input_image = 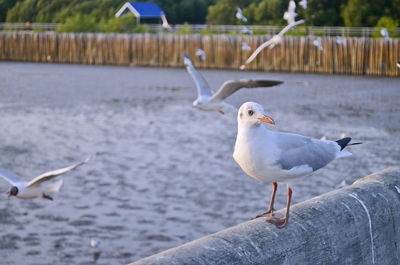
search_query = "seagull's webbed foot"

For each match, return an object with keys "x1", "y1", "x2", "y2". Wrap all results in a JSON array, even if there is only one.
[
  {"x1": 252, "y1": 208, "x2": 277, "y2": 219},
  {"x1": 266, "y1": 216, "x2": 288, "y2": 229},
  {"x1": 42, "y1": 194, "x2": 53, "y2": 200}
]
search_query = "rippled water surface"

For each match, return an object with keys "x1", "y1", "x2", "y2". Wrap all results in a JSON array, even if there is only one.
[{"x1": 0, "y1": 62, "x2": 399, "y2": 264}]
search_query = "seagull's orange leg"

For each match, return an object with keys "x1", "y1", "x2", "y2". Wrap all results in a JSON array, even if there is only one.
[
  {"x1": 267, "y1": 186, "x2": 292, "y2": 229},
  {"x1": 253, "y1": 182, "x2": 278, "y2": 219}
]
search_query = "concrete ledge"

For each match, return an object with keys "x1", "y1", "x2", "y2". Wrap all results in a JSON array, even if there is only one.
[{"x1": 129, "y1": 168, "x2": 400, "y2": 265}]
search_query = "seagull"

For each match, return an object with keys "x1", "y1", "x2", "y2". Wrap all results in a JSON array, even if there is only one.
[
  {"x1": 233, "y1": 102, "x2": 361, "y2": 228},
  {"x1": 241, "y1": 42, "x2": 251, "y2": 51},
  {"x1": 236, "y1": 7, "x2": 248, "y2": 23},
  {"x1": 380, "y1": 28, "x2": 390, "y2": 42},
  {"x1": 183, "y1": 54, "x2": 283, "y2": 114},
  {"x1": 195, "y1": 49, "x2": 206, "y2": 61},
  {"x1": 283, "y1": 0, "x2": 297, "y2": 25},
  {"x1": 240, "y1": 19, "x2": 305, "y2": 69},
  {"x1": 161, "y1": 14, "x2": 172, "y2": 30},
  {"x1": 241, "y1": 26, "x2": 252, "y2": 35},
  {"x1": 90, "y1": 238, "x2": 101, "y2": 248},
  {"x1": 397, "y1": 61, "x2": 400, "y2": 68},
  {"x1": 299, "y1": 0, "x2": 307, "y2": 9},
  {"x1": 313, "y1": 37, "x2": 323, "y2": 51},
  {"x1": 0, "y1": 157, "x2": 90, "y2": 200},
  {"x1": 336, "y1": 36, "x2": 346, "y2": 46}
]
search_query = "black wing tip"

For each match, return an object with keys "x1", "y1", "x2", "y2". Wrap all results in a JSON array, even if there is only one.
[
  {"x1": 183, "y1": 52, "x2": 189, "y2": 59},
  {"x1": 254, "y1": 80, "x2": 284, "y2": 87}
]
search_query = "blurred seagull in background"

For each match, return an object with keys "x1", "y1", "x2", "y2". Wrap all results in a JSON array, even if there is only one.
[
  {"x1": 161, "y1": 14, "x2": 172, "y2": 30},
  {"x1": 397, "y1": 61, "x2": 400, "y2": 68},
  {"x1": 183, "y1": 53, "x2": 283, "y2": 114},
  {"x1": 233, "y1": 102, "x2": 361, "y2": 228},
  {"x1": 299, "y1": 0, "x2": 307, "y2": 9},
  {"x1": 241, "y1": 42, "x2": 251, "y2": 51},
  {"x1": 313, "y1": 37, "x2": 323, "y2": 51},
  {"x1": 240, "y1": 19, "x2": 305, "y2": 69},
  {"x1": 241, "y1": 26, "x2": 253, "y2": 35},
  {"x1": 283, "y1": 0, "x2": 297, "y2": 25},
  {"x1": 0, "y1": 157, "x2": 90, "y2": 200},
  {"x1": 195, "y1": 49, "x2": 206, "y2": 61},
  {"x1": 236, "y1": 7, "x2": 248, "y2": 23},
  {"x1": 380, "y1": 28, "x2": 390, "y2": 42},
  {"x1": 336, "y1": 36, "x2": 346, "y2": 46},
  {"x1": 90, "y1": 238, "x2": 101, "y2": 248}
]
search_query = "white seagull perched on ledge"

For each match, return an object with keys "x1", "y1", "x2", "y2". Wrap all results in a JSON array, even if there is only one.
[
  {"x1": 233, "y1": 102, "x2": 361, "y2": 228},
  {"x1": 183, "y1": 54, "x2": 283, "y2": 114},
  {"x1": 0, "y1": 157, "x2": 90, "y2": 200}
]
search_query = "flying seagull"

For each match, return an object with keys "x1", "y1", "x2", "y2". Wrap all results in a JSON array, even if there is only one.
[
  {"x1": 233, "y1": 102, "x2": 361, "y2": 228},
  {"x1": 195, "y1": 49, "x2": 206, "y2": 61},
  {"x1": 240, "y1": 19, "x2": 305, "y2": 69},
  {"x1": 161, "y1": 14, "x2": 172, "y2": 30},
  {"x1": 241, "y1": 42, "x2": 251, "y2": 51},
  {"x1": 0, "y1": 157, "x2": 90, "y2": 200},
  {"x1": 241, "y1": 26, "x2": 253, "y2": 35},
  {"x1": 236, "y1": 7, "x2": 248, "y2": 23},
  {"x1": 283, "y1": 0, "x2": 297, "y2": 25},
  {"x1": 183, "y1": 54, "x2": 283, "y2": 114},
  {"x1": 335, "y1": 36, "x2": 346, "y2": 46},
  {"x1": 299, "y1": 0, "x2": 307, "y2": 9},
  {"x1": 313, "y1": 37, "x2": 323, "y2": 51},
  {"x1": 380, "y1": 28, "x2": 390, "y2": 42}
]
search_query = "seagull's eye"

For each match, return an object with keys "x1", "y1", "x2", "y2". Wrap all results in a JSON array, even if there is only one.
[{"x1": 248, "y1": 110, "x2": 254, "y2": 116}]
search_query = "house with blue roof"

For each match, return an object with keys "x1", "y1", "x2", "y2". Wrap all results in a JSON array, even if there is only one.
[{"x1": 115, "y1": 2, "x2": 169, "y2": 27}]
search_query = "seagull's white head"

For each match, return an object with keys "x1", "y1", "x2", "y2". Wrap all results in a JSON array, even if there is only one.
[
  {"x1": 237, "y1": 102, "x2": 275, "y2": 128},
  {"x1": 7, "y1": 186, "x2": 18, "y2": 197}
]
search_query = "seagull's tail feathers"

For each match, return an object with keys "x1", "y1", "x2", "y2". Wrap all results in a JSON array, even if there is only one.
[{"x1": 47, "y1": 179, "x2": 63, "y2": 194}]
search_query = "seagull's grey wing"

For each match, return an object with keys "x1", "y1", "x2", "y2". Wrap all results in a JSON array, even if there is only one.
[
  {"x1": 26, "y1": 157, "x2": 90, "y2": 187},
  {"x1": 278, "y1": 19, "x2": 305, "y2": 36},
  {"x1": 0, "y1": 168, "x2": 25, "y2": 186},
  {"x1": 244, "y1": 38, "x2": 276, "y2": 65},
  {"x1": 183, "y1": 53, "x2": 213, "y2": 97},
  {"x1": 275, "y1": 133, "x2": 337, "y2": 171},
  {"x1": 210, "y1": 79, "x2": 283, "y2": 102}
]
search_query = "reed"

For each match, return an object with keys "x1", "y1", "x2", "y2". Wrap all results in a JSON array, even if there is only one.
[{"x1": 0, "y1": 32, "x2": 399, "y2": 77}]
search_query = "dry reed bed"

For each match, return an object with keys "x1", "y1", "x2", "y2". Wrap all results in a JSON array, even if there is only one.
[{"x1": 0, "y1": 32, "x2": 399, "y2": 76}]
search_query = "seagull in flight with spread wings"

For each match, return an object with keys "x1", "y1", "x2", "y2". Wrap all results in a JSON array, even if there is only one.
[
  {"x1": 183, "y1": 53, "x2": 283, "y2": 114},
  {"x1": 0, "y1": 157, "x2": 90, "y2": 200},
  {"x1": 240, "y1": 19, "x2": 305, "y2": 69}
]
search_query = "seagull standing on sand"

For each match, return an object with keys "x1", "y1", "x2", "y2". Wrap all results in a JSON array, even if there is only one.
[
  {"x1": 240, "y1": 19, "x2": 305, "y2": 70},
  {"x1": 0, "y1": 157, "x2": 90, "y2": 200},
  {"x1": 236, "y1": 8, "x2": 248, "y2": 23},
  {"x1": 233, "y1": 102, "x2": 361, "y2": 228},
  {"x1": 183, "y1": 54, "x2": 283, "y2": 114},
  {"x1": 195, "y1": 49, "x2": 206, "y2": 61}
]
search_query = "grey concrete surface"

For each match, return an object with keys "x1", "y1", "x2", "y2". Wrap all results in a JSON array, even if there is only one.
[{"x1": 129, "y1": 168, "x2": 400, "y2": 265}]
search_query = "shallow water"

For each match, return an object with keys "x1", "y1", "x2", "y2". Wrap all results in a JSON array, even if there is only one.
[{"x1": 0, "y1": 62, "x2": 399, "y2": 265}]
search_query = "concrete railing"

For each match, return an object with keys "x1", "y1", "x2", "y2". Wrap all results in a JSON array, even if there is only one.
[{"x1": 129, "y1": 168, "x2": 400, "y2": 265}]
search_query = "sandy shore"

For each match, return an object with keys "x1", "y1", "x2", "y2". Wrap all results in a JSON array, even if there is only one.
[{"x1": 0, "y1": 62, "x2": 399, "y2": 264}]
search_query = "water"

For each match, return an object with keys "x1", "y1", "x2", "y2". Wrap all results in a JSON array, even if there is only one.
[{"x1": 0, "y1": 62, "x2": 399, "y2": 265}]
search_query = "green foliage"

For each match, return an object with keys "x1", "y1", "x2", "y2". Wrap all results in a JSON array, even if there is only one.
[
  {"x1": 100, "y1": 13, "x2": 137, "y2": 33},
  {"x1": 373, "y1": 16, "x2": 399, "y2": 38},
  {"x1": 200, "y1": 27, "x2": 219, "y2": 35},
  {"x1": 56, "y1": 14, "x2": 98, "y2": 33},
  {"x1": 174, "y1": 22, "x2": 194, "y2": 35}
]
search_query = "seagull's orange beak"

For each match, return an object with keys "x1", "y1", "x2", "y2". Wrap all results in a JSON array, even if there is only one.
[{"x1": 258, "y1": 115, "x2": 275, "y2": 125}]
